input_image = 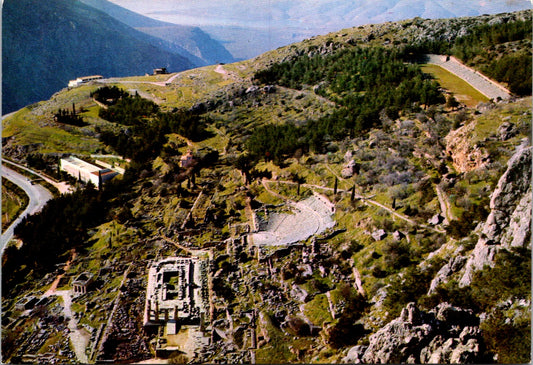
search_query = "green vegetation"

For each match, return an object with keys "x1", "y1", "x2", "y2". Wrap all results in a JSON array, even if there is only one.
[
  {"x1": 95, "y1": 87, "x2": 212, "y2": 162},
  {"x1": 98, "y1": 92, "x2": 160, "y2": 126},
  {"x1": 90, "y1": 85, "x2": 129, "y2": 106},
  {"x1": 2, "y1": 11, "x2": 531, "y2": 364},
  {"x1": 421, "y1": 64, "x2": 489, "y2": 107},
  {"x1": 420, "y1": 247, "x2": 531, "y2": 363},
  {"x1": 409, "y1": 16, "x2": 532, "y2": 95},
  {"x1": 256, "y1": 313, "x2": 295, "y2": 363},
  {"x1": 3, "y1": 185, "x2": 110, "y2": 295},
  {"x1": 250, "y1": 47, "x2": 444, "y2": 162},
  {"x1": 1, "y1": 179, "x2": 29, "y2": 231},
  {"x1": 54, "y1": 103, "x2": 87, "y2": 127}
]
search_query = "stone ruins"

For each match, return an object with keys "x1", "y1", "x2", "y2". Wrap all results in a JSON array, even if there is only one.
[{"x1": 143, "y1": 257, "x2": 209, "y2": 335}]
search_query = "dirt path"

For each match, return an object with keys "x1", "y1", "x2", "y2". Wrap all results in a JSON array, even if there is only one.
[
  {"x1": 261, "y1": 179, "x2": 445, "y2": 233},
  {"x1": 262, "y1": 179, "x2": 415, "y2": 223},
  {"x1": 98, "y1": 72, "x2": 181, "y2": 88},
  {"x1": 214, "y1": 64, "x2": 238, "y2": 81},
  {"x1": 436, "y1": 184, "x2": 455, "y2": 224},
  {"x1": 39, "y1": 251, "x2": 90, "y2": 363},
  {"x1": 44, "y1": 250, "x2": 76, "y2": 296},
  {"x1": 56, "y1": 290, "x2": 90, "y2": 363},
  {"x1": 261, "y1": 178, "x2": 297, "y2": 204},
  {"x1": 128, "y1": 88, "x2": 165, "y2": 104}
]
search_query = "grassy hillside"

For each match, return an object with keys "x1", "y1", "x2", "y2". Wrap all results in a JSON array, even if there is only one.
[
  {"x1": 2, "y1": 0, "x2": 195, "y2": 114},
  {"x1": 2, "y1": 10, "x2": 531, "y2": 364}
]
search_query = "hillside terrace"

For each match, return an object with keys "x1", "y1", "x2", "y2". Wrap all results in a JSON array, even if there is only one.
[{"x1": 249, "y1": 193, "x2": 335, "y2": 246}]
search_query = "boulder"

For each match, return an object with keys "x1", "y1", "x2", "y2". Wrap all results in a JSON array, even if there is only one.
[
  {"x1": 428, "y1": 255, "x2": 467, "y2": 294},
  {"x1": 497, "y1": 121, "x2": 516, "y2": 141},
  {"x1": 371, "y1": 229, "x2": 387, "y2": 241},
  {"x1": 298, "y1": 264, "x2": 313, "y2": 278},
  {"x1": 290, "y1": 284, "x2": 309, "y2": 303},
  {"x1": 435, "y1": 302, "x2": 478, "y2": 327},
  {"x1": 392, "y1": 230, "x2": 405, "y2": 241},
  {"x1": 341, "y1": 160, "x2": 357, "y2": 178},
  {"x1": 342, "y1": 345, "x2": 367, "y2": 364},
  {"x1": 427, "y1": 214, "x2": 444, "y2": 225},
  {"x1": 245, "y1": 85, "x2": 260, "y2": 94},
  {"x1": 344, "y1": 150, "x2": 353, "y2": 162}
]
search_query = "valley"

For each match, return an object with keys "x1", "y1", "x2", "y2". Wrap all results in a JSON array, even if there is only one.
[{"x1": 1, "y1": 9, "x2": 532, "y2": 365}]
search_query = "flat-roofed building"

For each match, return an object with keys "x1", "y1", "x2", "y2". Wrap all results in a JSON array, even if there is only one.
[
  {"x1": 60, "y1": 156, "x2": 118, "y2": 189},
  {"x1": 68, "y1": 75, "x2": 103, "y2": 88},
  {"x1": 153, "y1": 67, "x2": 168, "y2": 75}
]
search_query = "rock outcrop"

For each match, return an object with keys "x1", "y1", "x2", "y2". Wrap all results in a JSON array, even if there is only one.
[
  {"x1": 341, "y1": 160, "x2": 357, "y2": 178},
  {"x1": 428, "y1": 254, "x2": 467, "y2": 294},
  {"x1": 445, "y1": 122, "x2": 490, "y2": 173},
  {"x1": 342, "y1": 302, "x2": 484, "y2": 364},
  {"x1": 498, "y1": 121, "x2": 517, "y2": 141},
  {"x1": 459, "y1": 143, "x2": 532, "y2": 286},
  {"x1": 371, "y1": 229, "x2": 387, "y2": 241}
]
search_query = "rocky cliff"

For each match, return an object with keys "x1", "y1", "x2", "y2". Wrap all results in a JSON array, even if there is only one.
[
  {"x1": 445, "y1": 121, "x2": 490, "y2": 173},
  {"x1": 459, "y1": 141, "x2": 531, "y2": 286},
  {"x1": 343, "y1": 302, "x2": 485, "y2": 364}
]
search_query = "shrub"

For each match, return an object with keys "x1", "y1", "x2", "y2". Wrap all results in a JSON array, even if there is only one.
[
  {"x1": 383, "y1": 266, "x2": 433, "y2": 319},
  {"x1": 481, "y1": 309, "x2": 531, "y2": 363},
  {"x1": 324, "y1": 285, "x2": 368, "y2": 348},
  {"x1": 168, "y1": 352, "x2": 189, "y2": 364}
]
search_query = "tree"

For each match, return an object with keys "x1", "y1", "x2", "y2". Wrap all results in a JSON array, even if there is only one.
[
  {"x1": 446, "y1": 94, "x2": 460, "y2": 111},
  {"x1": 235, "y1": 154, "x2": 252, "y2": 184},
  {"x1": 292, "y1": 173, "x2": 306, "y2": 196},
  {"x1": 98, "y1": 170, "x2": 103, "y2": 191}
]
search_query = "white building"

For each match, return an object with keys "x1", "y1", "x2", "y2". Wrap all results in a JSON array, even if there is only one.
[
  {"x1": 68, "y1": 75, "x2": 103, "y2": 88},
  {"x1": 60, "y1": 156, "x2": 118, "y2": 188}
]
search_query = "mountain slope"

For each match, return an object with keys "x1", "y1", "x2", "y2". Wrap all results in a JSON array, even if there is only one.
[
  {"x1": 2, "y1": 0, "x2": 196, "y2": 114},
  {"x1": 107, "y1": 0, "x2": 531, "y2": 60},
  {"x1": 1, "y1": 10, "x2": 531, "y2": 364},
  {"x1": 79, "y1": 0, "x2": 236, "y2": 65}
]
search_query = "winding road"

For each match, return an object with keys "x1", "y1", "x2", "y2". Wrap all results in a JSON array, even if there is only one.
[
  {"x1": 1, "y1": 165, "x2": 53, "y2": 250},
  {"x1": 3, "y1": 159, "x2": 72, "y2": 194}
]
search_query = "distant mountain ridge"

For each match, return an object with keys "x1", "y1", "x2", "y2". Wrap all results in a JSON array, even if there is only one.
[
  {"x1": 2, "y1": 0, "x2": 235, "y2": 114},
  {"x1": 78, "y1": 0, "x2": 235, "y2": 66},
  {"x1": 107, "y1": 0, "x2": 532, "y2": 60}
]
